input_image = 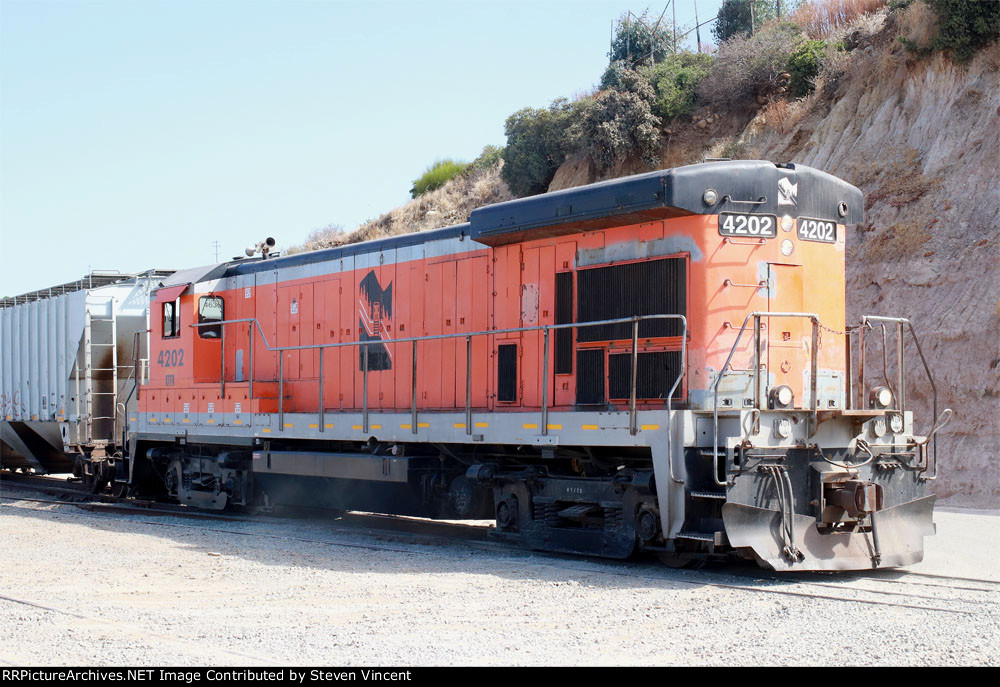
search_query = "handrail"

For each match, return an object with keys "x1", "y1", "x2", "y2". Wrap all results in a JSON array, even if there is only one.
[
  {"x1": 189, "y1": 313, "x2": 689, "y2": 484},
  {"x1": 860, "y1": 315, "x2": 947, "y2": 481},
  {"x1": 712, "y1": 311, "x2": 820, "y2": 487}
]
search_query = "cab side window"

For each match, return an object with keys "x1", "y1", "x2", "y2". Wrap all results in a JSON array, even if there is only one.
[
  {"x1": 198, "y1": 296, "x2": 224, "y2": 339},
  {"x1": 162, "y1": 300, "x2": 180, "y2": 338}
]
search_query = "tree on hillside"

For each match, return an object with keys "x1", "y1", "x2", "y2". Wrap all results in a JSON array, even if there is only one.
[
  {"x1": 713, "y1": 0, "x2": 782, "y2": 43},
  {"x1": 608, "y1": 10, "x2": 677, "y2": 66},
  {"x1": 501, "y1": 99, "x2": 582, "y2": 197}
]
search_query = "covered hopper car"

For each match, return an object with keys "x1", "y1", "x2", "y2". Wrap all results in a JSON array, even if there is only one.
[
  {"x1": 2, "y1": 160, "x2": 951, "y2": 570},
  {"x1": 1, "y1": 270, "x2": 173, "y2": 486}
]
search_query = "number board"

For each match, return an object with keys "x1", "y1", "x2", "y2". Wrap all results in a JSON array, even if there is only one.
[
  {"x1": 797, "y1": 217, "x2": 837, "y2": 243},
  {"x1": 718, "y1": 212, "x2": 777, "y2": 239}
]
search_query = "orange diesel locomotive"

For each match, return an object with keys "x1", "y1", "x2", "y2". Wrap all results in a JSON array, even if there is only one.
[{"x1": 120, "y1": 160, "x2": 947, "y2": 570}]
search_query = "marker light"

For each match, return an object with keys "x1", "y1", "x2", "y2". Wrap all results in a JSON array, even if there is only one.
[
  {"x1": 775, "y1": 417, "x2": 792, "y2": 439},
  {"x1": 889, "y1": 414, "x2": 904, "y2": 434},
  {"x1": 703, "y1": 189, "x2": 718, "y2": 206},
  {"x1": 871, "y1": 418, "x2": 887, "y2": 438}
]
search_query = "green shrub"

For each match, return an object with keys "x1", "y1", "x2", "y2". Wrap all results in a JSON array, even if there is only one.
[
  {"x1": 579, "y1": 89, "x2": 662, "y2": 173},
  {"x1": 501, "y1": 98, "x2": 583, "y2": 197},
  {"x1": 786, "y1": 39, "x2": 827, "y2": 97},
  {"x1": 600, "y1": 60, "x2": 633, "y2": 90},
  {"x1": 410, "y1": 159, "x2": 469, "y2": 198},
  {"x1": 644, "y1": 52, "x2": 715, "y2": 119},
  {"x1": 700, "y1": 21, "x2": 808, "y2": 108},
  {"x1": 924, "y1": 0, "x2": 1000, "y2": 63},
  {"x1": 469, "y1": 144, "x2": 505, "y2": 172}
]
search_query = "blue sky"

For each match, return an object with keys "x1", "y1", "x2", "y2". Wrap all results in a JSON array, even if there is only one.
[{"x1": 0, "y1": 0, "x2": 722, "y2": 296}]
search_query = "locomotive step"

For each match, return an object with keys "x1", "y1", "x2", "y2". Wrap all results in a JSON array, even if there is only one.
[
  {"x1": 690, "y1": 490, "x2": 727, "y2": 500},
  {"x1": 675, "y1": 531, "x2": 716, "y2": 542}
]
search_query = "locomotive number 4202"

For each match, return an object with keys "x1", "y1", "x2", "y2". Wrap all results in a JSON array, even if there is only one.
[
  {"x1": 797, "y1": 217, "x2": 837, "y2": 243},
  {"x1": 718, "y1": 212, "x2": 777, "y2": 238}
]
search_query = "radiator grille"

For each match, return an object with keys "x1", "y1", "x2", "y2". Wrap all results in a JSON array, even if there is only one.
[
  {"x1": 576, "y1": 258, "x2": 686, "y2": 341},
  {"x1": 608, "y1": 351, "x2": 683, "y2": 400}
]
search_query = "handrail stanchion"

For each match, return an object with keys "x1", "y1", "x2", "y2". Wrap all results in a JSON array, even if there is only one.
[
  {"x1": 318, "y1": 347, "x2": 324, "y2": 433},
  {"x1": 220, "y1": 325, "x2": 226, "y2": 398},
  {"x1": 753, "y1": 314, "x2": 761, "y2": 410},
  {"x1": 465, "y1": 335, "x2": 473, "y2": 435},
  {"x1": 248, "y1": 321, "x2": 254, "y2": 400},
  {"x1": 810, "y1": 317, "x2": 819, "y2": 429},
  {"x1": 278, "y1": 354, "x2": 284, "y2": 432},
  {"x1": 362, "y1": 345, "x2": 369, "y2": 434},
  {"x1": 541, "y1": 328, "x2": 550, "y2": 436},
  {"x1": 629, "y1": 318, "x2": 639, "y2": 436},
  {"x1": 845, "y1": 329, "x2": 853, "y2": 410},
  {"x1": 666, "y1": 315, "x2": 687, "y2": 484},
  {"x1": 858, "y1": 323, "x2": 867, "y2": 409},
  {"x1": 897, "y1": 321, "x2": 905, "y2": 413},
  {"x1": 411, "y1": 340, "x2": 418, "y2": 435}
]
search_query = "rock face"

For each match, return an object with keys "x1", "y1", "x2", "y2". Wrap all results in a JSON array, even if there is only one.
[
  {"x1": 549, "y1": 26, "x2": 1000, "y2": 507},
  {"x1": 736, "y1": 43, "x2": 999, "y2": 509}
]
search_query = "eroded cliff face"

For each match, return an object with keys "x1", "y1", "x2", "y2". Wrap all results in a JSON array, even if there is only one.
[
  {"x1": 754, "y1": 38, "x2": 999, "y2": 508},
  {"x1": 550, "y1": 21, "x2": 1000, "y2": 507}
]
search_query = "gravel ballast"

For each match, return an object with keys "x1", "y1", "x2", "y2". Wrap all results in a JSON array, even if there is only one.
[{"x1": 0, "y1": 498, "x2": 997, "y2": 666}]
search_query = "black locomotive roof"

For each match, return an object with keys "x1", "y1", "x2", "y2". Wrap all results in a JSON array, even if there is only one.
[
  {"x1": 203, "y1": 160, "x2": 862, "y2": 281},
  {"x1": 467, "y1": 159, "x2": 864, "y2": 245},
  {"x1": 216, "y1": 223, "x2": 472, "y2": 279}
]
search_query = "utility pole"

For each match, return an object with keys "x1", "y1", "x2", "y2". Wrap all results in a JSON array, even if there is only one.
[
  {"x1": 626, "y1": 13, "x2": 630, "y2": 63},
  {"x1": 694, "y1": 0, "x2": 701, "y2": 53},
  {"x1": 672, "y1": 0, "x2": 676, "y2": 54},
  {"x1": 212, "y1": 240, "x2": 220, "y2": 263}
]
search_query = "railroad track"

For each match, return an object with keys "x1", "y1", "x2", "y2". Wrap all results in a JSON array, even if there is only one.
[{"x1": 2, "y1": 473, "x2": 996, "y2": 618}]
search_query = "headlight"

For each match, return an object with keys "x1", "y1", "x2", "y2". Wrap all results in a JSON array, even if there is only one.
[
  {"x1": 769, "y1": 385, "x2": 794, "y2": 409},
  {"x1": 869, "y1": 386, "x2": 893, "y2": 409}
]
